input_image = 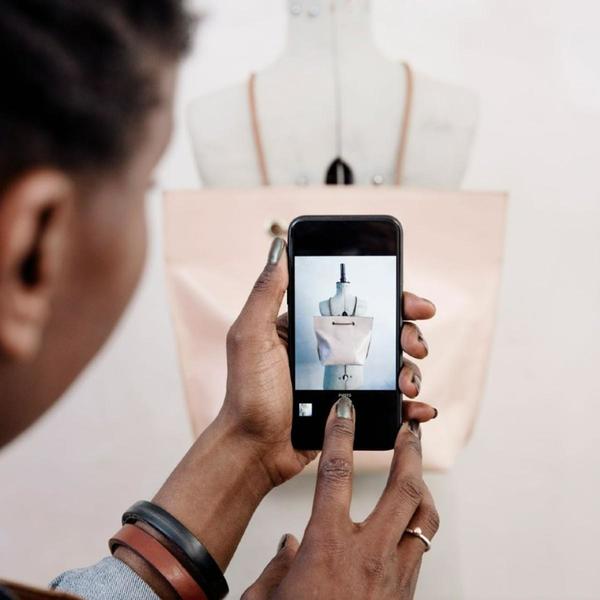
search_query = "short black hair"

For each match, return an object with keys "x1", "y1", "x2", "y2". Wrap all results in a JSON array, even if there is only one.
[{"x1": 0, "y1": 0, "x2": 194, "y2": 189}]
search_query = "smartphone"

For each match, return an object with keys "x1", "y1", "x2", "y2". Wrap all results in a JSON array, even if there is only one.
[{"x1": 288, "y1": 215, "x2": 403, "y2": 450}]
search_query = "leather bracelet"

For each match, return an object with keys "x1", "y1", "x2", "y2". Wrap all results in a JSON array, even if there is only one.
[
  {"x1": 110, "y1": 524, "x2": 208, "y2": 600},
  {"x1": 122, "y1": 501, "x2": 228, "y2": 600}
]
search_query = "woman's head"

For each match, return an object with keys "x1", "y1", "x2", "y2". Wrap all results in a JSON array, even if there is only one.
[{"x1": 0, "y1": 0, "x2": 193, "y2": 446}]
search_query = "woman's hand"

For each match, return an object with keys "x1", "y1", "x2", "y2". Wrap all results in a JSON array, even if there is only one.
[
  {"x1": 133, "y1": 238, "x2": 437, "y2": 586},
  {"x1": 242, "y1": 398, "x2": 439, "y2": 600},
  {"x1": 219, "y1": 238, "x2": 438, "y2": 487}
]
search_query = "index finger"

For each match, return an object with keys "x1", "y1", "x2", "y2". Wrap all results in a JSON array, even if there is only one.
[
  {"x1": 403, "y1": 292, "x2": 436, "y2": 321},
  {"x1": 310, "y1": 397, "x2": 356, "y2": 527}
]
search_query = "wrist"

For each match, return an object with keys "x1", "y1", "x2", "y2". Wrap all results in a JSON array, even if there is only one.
[
  {"x1": 114, "y1": 542, "x2": 178, "y2": 600},
  {"x1": 216, "y1": 399, "x2": 299, "y2": 489},
  {"x1": 152, "y1": 412, "x2": 274, "y2": 569},
  {"x1": 207, "y1": 410, "x2": 276, "y2": 497}
]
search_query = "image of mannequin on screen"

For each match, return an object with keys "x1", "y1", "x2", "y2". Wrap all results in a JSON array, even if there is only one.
[
  {"x1": 316, "y1": 263, "x2": 371, "y2": 390},
  {"x1": 295, "y1": 256, "x2": 396, "y2": 391}
]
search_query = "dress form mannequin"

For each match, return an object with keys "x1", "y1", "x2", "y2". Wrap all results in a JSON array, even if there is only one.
[
  {"x1": 319, "y1": 264, "x2": 368, "y2": 390},
  {"x1": 188, "y1": 0, "x2": 479, "y2": 188}
]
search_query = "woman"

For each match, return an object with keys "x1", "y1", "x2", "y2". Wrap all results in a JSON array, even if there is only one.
[{"x1": 0, "y1": 1, "x2": 439, "y2": 598}]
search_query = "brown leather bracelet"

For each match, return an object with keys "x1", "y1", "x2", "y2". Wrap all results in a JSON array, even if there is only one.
[{"x1": 110, "y1": 524, "x2": 208, "y2": 600}]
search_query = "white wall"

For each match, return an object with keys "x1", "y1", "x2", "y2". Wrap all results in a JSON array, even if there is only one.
[{"x1": 1, "y1": 1, "x2": 599, "y2": 598}]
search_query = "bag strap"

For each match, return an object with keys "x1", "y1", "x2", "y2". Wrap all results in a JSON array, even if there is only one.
[
  {"x1": 247, "y1": 62, "x2": 413, "y2": 187},
  {"x1": 394, "y1": 62, "x2": 414, "y2": 186},
  {"x1": 248, "y1": 72, "x2": 270, "y2": 186}
]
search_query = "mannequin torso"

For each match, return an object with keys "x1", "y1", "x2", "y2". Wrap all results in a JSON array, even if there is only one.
[
  {"x1": 319, "y1": 280, "x2": 368, "y2": 390},
  {"x1": 188, "y1": 0, "x2": 478, "y2": 188}
]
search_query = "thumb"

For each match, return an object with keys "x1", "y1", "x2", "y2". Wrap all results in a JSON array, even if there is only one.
[
  {"x1": 241, "y1": 533, "x2": 299, "y2": 600},
  {"x1": 236, "y1": 238, "x2": 288, "y2": 331}
]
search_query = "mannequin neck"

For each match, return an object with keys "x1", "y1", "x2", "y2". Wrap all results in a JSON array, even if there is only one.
[
  {"x1": 284, "y1": 0, "x2": 380, "y2": 58},
  {"x1": 334, "y1": 282, "x2": 352, "y2": 298}
]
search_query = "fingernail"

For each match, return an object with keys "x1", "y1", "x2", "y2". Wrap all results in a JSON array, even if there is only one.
[
  {"x1": 411, "y1": 373, "x2": 421, "y2": 393},
  {"x1": 408, "y1": 419, "x2": 421, "y2": 439},
  {"x1": 418, "y1": 334, "x2": 429, "y2": 355},
  {"x1": 278, "y1": 533, "x2": 289, "y2": 552},
  {"x1": 432, "y1": 407, "x2": 438, "y2": 419},
  {"x1": 336, "y1": 396, "x2": 354, "y2": 420},
  {"x1": 268, "y1": 237, "x2": 285, "y2": 265}
]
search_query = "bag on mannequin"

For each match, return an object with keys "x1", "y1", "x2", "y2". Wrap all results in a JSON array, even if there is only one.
[
  {"x1": 314, "y1": 315, "x2": 374, "y2": 366},
  {"x1": 163, "y1": 186, "x2": 507, "y2": 472}
]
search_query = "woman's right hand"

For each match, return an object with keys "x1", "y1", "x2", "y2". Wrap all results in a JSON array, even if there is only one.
[{"x1": 242, "y1": 397, "x2": 440, "y2": 600}]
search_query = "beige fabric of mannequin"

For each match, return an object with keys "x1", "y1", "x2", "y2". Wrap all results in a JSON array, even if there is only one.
[
  {"x1": 163, "y1": 187, "x2": 507, "y2": 471},
  {"x1": 248, "y1": 62, "x2": 413, "y2": 186}
]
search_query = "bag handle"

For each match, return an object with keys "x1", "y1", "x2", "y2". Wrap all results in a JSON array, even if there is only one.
[{"x1": 248, "y1": 72, "x2": 270, "y2": 187}]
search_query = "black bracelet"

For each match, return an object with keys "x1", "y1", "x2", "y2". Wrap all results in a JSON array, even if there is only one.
[{"x1": 122, "y1": 501, "x2": 228, "y2": 600}]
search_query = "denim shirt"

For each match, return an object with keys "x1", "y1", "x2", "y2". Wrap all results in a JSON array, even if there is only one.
[{"x1": 50, "y1": 557, "x2": 158, "y2": 600}]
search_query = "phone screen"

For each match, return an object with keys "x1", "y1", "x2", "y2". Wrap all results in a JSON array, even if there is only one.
[
  {"x1": 288, "y1": 216, "x2": 402, "y2": 450},
  {"x1": 294, "y1": 255, "x2": 397, "y2": 392}
]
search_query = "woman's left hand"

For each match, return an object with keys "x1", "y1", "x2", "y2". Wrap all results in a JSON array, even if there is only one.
[{"x1": 218, "y1": 238, "x2": 437, "y2": 487}]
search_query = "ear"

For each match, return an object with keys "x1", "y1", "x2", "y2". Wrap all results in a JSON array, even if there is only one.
[{"x1": 0, "y1": 170, "x2": 74, "y2": 362}]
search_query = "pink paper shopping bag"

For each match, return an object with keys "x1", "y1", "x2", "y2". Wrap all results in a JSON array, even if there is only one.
[{"x1": 163, "y1": 186, "x2": 507, "y2": 471}]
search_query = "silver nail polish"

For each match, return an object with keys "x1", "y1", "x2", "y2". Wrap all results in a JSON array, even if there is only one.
[
  {"x1": 336, "y1": 396, "x2": 353, "y2": 420},
  {"x1": 268, "y1": 237, "x2": 285, "y2": 265}
]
